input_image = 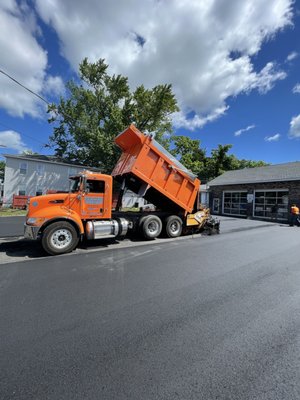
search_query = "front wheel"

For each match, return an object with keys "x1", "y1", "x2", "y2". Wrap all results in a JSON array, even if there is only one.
[{"x1": 41, "y1": 221, "x2": 79, "y2": 255}]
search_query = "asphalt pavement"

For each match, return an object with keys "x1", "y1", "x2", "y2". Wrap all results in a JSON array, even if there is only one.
[{"x1": 1, "y1": 218, "x2": 300, "y2": 399}]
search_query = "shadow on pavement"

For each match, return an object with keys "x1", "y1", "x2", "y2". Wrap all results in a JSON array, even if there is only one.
[
  {"x1": 0, "y1": 237, "x2": 127, "y2": 261},
  {"x1": 0, "y1": 238, "x2": 47, "y2": 260}
]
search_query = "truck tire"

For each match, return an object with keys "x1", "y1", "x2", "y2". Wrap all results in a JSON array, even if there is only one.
[
  {"x1": 164, "y1": 215, "x2": 183, "y2": 238},
  {"x1": 141, "y1": 215, "x2": 162, "y2": 240},
  {"x1": 41, "y1": 221, "x2": 79, "y2": 255}
]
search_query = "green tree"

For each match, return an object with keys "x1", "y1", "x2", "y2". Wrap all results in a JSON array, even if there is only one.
[
  {"x1": 201, "y1": 144, "x2": 268, "y2": 181},
  {"x1": 235, "y1": 159, "x2": 268, "y2": 169},
  {"x1": 210, "y1": 144, "x2": 233, "y2": 177},
  {"x1": 171, "y1": 136, "x2": 206, "y2": 177},
  {"x1": 171, "y1": 136, "x2": 268, "y2": 182},
  {"x1": 170, "y1": 138, "x2": 234, "y2": 181},
  {"x1": 48, "y1": 58, "x2": 179, "y2": 172}
]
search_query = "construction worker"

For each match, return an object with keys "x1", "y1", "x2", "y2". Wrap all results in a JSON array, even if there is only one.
[{"x1": 290, "y1": 203, "x2": 300, "y2": 226}]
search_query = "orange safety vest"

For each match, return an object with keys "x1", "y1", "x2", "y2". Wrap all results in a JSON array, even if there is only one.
[{"x1": 291, "y1": 205, "x2": 299, "y2": 215}]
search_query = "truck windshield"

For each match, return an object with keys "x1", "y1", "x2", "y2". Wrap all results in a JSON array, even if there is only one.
[{"x1": 69, "y1": 177, "x2": 81, "y2": 193}]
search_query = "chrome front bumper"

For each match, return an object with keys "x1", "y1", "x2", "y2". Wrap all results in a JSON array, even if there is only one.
[{"x1": 24, "y1": 224, "x2": 40, "y2": 240}]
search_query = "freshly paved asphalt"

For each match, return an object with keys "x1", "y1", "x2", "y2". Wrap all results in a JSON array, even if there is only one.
[{"x1": 1, "y1": 218, "x2": 300, "y2": 399}]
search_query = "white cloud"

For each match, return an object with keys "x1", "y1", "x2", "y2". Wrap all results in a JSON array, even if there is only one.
[
  {"x1": 44, "y1": 76, "x2": 65, "y2": 97},
  {"x1": 0, "y1": 1, "x2": 292, "y2": 125},
  {"x1": 286, "y1": 51, "x2": 298, "y2": 61},
  {"x1": 292, "y1": 83, "x2": 300, "y2": 94},
  {"x1": 0, "y1": 3, "x2": 63, "y2": 117},
  {"x1": 247, "y1": 62, "x2": 286, "y2": 94},
  {"x1": 234, "y1": 124, "x2": 256, "y2": 137},
  {"x1": 0, "y1": 130, "x2": 29, "y2": 152},
  {"x1": 289, "y1": 114, "x2": 300, "y2": 138},
  {"x1": 173, "y1": 106, "x2": 229, "y2": 130},
  {"x1": 264, "y1": 133, "x2": 281, "y2": 141},
  {"x1": 34, "y1": 0, "x2": 293, "y2": 129}
]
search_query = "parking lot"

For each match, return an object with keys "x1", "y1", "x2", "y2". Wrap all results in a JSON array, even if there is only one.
[{"x1": 1, "y1": 214, "x2": 300, "y2": 400}]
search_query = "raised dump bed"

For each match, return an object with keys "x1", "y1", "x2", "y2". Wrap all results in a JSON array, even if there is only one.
[{"x1": 112, "y1": 124, "x2": 200, "y2": 214}]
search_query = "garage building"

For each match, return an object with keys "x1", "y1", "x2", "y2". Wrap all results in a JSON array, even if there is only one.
[{"x1": 207, "y1": 162, "x2": 300, "y2": 222}]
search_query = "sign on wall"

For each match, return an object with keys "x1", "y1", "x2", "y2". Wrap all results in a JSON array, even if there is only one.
[{"x1": 247, "y1": 194, "x2": 254, "y2": 203}]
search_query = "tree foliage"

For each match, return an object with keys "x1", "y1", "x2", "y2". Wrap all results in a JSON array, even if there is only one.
[
  {"x1": 48, "y1": 58, "x2": 179, "y2": 172},
  {"x1": 171, "y1": 136, "x2": 268, "y2": 182},
  {"x1": 171, "y1": 136, "x2": 206, "y2": 176}
]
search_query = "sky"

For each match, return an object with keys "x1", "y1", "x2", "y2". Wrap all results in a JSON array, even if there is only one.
[{"x1": 0, "y1": 0, "x2": 300, "y2": 165}]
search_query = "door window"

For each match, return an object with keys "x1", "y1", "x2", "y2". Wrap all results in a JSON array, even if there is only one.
[
  {"x1": 82, "y1": 179, "x2": 106, "y2": 217},
  {"x1": 212, "y1": 198, "x2": 220, "y2": 213},
  {"x1": 86, "y1": 180, "x2": 105, "y2": 193}
]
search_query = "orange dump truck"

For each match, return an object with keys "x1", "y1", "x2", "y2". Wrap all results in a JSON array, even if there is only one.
[{"x1": 24, "y1": 125, "x2": 219, "y2": 255}]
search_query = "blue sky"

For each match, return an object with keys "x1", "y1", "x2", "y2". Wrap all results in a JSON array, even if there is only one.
[{"x1": 1, "y1": 0, "x2": 300, "y2": 165}]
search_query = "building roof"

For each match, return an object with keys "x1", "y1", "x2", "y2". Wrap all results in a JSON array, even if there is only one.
[
  {"x1": 207, "y1": 161, "x2": 300, "y2": 186},
  {"x1": 3, "y1": 153, "x2": 100, "y2": 171}
]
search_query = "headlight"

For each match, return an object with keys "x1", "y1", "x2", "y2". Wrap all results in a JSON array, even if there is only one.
[{"x1": 26, "y1": 217, "x2": 46, "y2": 226}]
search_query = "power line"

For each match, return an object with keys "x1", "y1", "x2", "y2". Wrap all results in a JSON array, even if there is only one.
[
  {"x1": 0, "y1": 68, "x2": 77, "y2": 124},
  {"x1": 0, "y1": 69, "x2": 65, "y2": 149},
  {"x1": 0, "y1": 68, "x2": 51, "y2": 106}
]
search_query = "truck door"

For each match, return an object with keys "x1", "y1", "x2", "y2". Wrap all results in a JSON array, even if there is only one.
[{"x1": 81, "y1": 178, "x2": 111, "y2": 219}]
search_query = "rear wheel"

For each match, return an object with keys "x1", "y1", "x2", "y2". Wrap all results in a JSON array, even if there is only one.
[
  {"x1": 140, "y1": 215, "x2": 162, "y2": 240},
  {"x1": 164, "y1": 215, "x2": 183, "y2": 238},
  {"x1": 41, "y1": 221, "x2": 79, "y2": 255}
]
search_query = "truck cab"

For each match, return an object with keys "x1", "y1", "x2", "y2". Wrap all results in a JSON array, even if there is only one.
[
  {"x1": 70, "y1": 172, "x2": 113, "y2": 220},
  {"x1": 24, "y1": 171, "x2": 115, "y2": 255}
]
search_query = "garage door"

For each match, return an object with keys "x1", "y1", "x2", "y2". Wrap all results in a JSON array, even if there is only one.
[{"x1": 254, "y1": 190, "x2": 288, "y2": 220}]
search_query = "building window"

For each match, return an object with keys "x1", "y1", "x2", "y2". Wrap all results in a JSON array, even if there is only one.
[
  {"x1": 254, "y1": 190, "x2": 289, "y2": 220},
  {"x1": 19, "y1": 185, "x2": 26, "y2": 196},
  {"x1": 223, "y1": 191, "x2": 248, "y2": 216},
  {"x1": 19, "y1": 162, "x2": 27, "y2": 175},
  {"x1": 36, "y1": 164, "x2": 45, "y2": 176},
  {"x1": 68, "y1": 167, "x2": 78, "y2": 177}
]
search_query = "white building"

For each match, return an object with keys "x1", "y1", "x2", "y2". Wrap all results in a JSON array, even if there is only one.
[{"x1": 2, "y1": 154, "x2": 89, "y2": 207}]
